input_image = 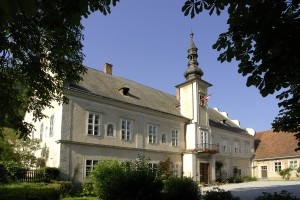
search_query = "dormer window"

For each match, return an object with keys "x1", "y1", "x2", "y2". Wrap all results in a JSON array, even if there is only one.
[{"x1": 118, "y1": 87, "x2": 130, "y2": 96}]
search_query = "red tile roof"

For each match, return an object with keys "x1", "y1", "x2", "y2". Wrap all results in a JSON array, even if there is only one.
[{"x1": 254, "y1": 130, "x2": 300, "y2": 160}]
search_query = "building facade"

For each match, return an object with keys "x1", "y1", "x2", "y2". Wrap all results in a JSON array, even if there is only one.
[
  {"x1": 253, "y1": 130, "x2": 300, "y2": 180},
  {"x1": 24, "y1": 34, "x2": 255, "y2": 186}
]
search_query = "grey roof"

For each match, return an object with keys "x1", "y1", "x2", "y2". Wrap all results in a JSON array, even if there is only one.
[
  {"x1": 208, "y1": 108, "x2": 249, "y2": 135},
  {"x1": 69, "y1": 67, "x2": 183, "y2": 117},
  {"x1": 69, "y1": 67, "x2": 248, "y2": 134}
]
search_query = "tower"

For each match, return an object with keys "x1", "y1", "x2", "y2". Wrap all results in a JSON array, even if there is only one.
[{"x1": 177, "y1": 33, "x2": 212, "y2": 181}]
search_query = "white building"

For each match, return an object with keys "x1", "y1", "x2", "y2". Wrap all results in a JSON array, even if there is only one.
[{"x1": 25, "y1": 34, "x2": 254, "y2": 186}]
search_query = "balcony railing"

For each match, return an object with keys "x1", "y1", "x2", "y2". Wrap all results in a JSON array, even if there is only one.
[{"x1": 196, "y1": 143, "x2": 219, "y2": 154}]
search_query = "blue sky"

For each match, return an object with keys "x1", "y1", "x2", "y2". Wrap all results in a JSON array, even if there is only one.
[{"x1": 81, "y1": 0, "x2": 279, "y2": 132}]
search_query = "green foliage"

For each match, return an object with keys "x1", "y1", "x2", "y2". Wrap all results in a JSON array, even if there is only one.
[
  {"x1": 80, "y1": 178, "x2": 97, "y2": 197},
  {"x1": 90, "y1": 156, "x2": 163, "y2": 200},
  {"x1": 53, "y1": 180, "x2": 73, "y2": 197},
  {"x1": 162, "y1": 177, "x2": 201, "y2": 200},
  {"x1": 0, "y1": 128, "x2": 41, "y2": 168},
  {"x1": 255, "y1": 190, "x2": 297, "y2": 200},
  {"x1": 158, "y1": 157, "x2": 174, "y2": 179},
  {"x1": 204, "y1": 187, "x2": 240, "y2": 200},
  {"x1": 182, "y1": 0, "x2": 300, "y2": 150},
  {"x1": 44, "y1": 167, "x2": 60, "y2": 182},
  {"x1": 0, "y1": 182, "x2": 61, "y2": 200},
  {"x1": 0, "y1": 161, "x2": 27, "y2": 182},
  {"x1": 0, "y1": 0, "x2": 120, "y2": 138},
  {"x1": 278, "y1": 167, "x2": 293, "y2": 180}
]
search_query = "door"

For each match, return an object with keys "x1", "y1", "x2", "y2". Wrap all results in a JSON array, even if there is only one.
[
  {"x1": 200, "y1": 163, "x2": 209, "y2": 184},
  {"x1": 261, "y1": 166, "x2": 268, "y2": 178}
]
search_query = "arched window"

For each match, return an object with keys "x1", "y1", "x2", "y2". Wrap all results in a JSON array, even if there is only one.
[{"x1": 107, "y1": 124, "x2": 114, "y2": 137}]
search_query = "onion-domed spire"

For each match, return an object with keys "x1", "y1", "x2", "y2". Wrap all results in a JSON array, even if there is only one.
[{"x1": 184, "y1": 32, "x2": 204, "y2": 80}]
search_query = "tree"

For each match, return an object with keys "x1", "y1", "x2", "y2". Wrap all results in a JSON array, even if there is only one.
[
  {"x1": 182, "y1": 0, "x2": 300, "y2": 150},
  {"x1": 0, "y1": 0, "x2": 119, "y2": 138},
  {"x1": 0, "y1": 128, "x2": 41, "y2": 168}
]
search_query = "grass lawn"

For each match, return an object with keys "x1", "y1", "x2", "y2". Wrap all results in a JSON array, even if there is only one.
[{"x1": 62, "y1": 197, "x2": 98, "y2": 200}]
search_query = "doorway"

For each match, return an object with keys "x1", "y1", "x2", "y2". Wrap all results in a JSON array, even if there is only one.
[
  {"x1": 261, "y1": 166, "x2": 268, "y2": 178},
  {"x1": 200, "y1": 163, "x2": 209, "y2": 184}
]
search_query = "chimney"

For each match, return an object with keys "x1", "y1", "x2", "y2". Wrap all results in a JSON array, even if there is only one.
[
  {"x1": 104, "y1": 63, "x2": 113, "y2": 75},
  {"x1": 176, "y1": 87, "x2": 180, "y2": 100}
]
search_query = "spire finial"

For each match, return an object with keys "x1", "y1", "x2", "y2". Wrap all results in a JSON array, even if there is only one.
[
  {"x1": 184, "y1": 32, "x2": 204, "y2": 80},
  {"x1": 190, "y1": 31, "x2": 194, "y2": 39}
]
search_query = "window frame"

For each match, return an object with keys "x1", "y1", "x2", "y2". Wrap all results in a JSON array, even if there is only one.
[
  {"x1": 49, "y1": 114, "x2": 54, "y2": 137},
  {"x1": 148, "y1": 124, "x2": 157, "y2": 144},
  {"x1": 121, "y1": 119, "x2": 132, "y2": 141},
  {"x1": 84, "y1": 159, "x2": 99, "y2": 178},
  {"x1": 40, "y1": 123, "x2": 44, "y2": 141},
  {"x1": 106, "y1": 123, "x2": 115, "y2": 137},
  {"x1": 171, "y1": 129, "x2": 179, "y2": 147},
  {"x1": 274, "y1": 161, "x2": 282, "y2": 172},
  {"x1": 289, "y1": 160, "x2": 298, "y2": 170},
  {"x1": 87, "y1": 112, "x2": 101, "y2": 136},
  {"x1": 222, "y1": 138, "x2": 228, "y2": 153}
]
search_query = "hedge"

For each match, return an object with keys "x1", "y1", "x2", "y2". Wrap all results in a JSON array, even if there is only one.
[{"x1": 0, "y1": 182, "x2": 61, "y2": 200}]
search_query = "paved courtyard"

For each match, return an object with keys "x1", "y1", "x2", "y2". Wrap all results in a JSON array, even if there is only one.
[{"x1": 201, "y1": 180, "x2": 300, "y2": 200}]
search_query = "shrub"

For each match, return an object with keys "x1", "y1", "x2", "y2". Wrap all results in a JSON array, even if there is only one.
[
  {"x1": 90, "y1": 156, "x2": 163, "y2": 200},
  {"x1": 278, "y1": 168, "x2": 293, "y2": 180},
  {"x1": 0, "y1": 164, "x2": 7, "y2": 183},
  {"x1": 0, "y1": 182, "x2": 61, "y2": 200},
  {"x1": 79, "y1": 178, "x2": 97, "y2": 197},
  {"x1": 44, "y1": 167, "x2": 60, "y2": 181},
  {"x1": 255, "y1": 190, "x2": 297, "y2": 200},
  {"x1": 163, "y1": 177, "x2": 201, "y2": 200},
  {"x1": 53, "y1": 180, "x2": 73, "y2": 197},
  {"x1": 1, "y1": 161, "x2": 27, "y2": 182},
  {"x1": 204, "y1": 187, "x2": 240, "y2": 200}
]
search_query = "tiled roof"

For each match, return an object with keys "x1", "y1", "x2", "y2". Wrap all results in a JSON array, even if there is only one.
[
  {"x1": 68, "y1": 67, "x2": 248, "y2": 134},
  {"x1": 254, "y1": 130, "x2": 300, "y2": 160}
]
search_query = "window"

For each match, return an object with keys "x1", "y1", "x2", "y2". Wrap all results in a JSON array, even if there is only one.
[
  {"x1": 85, "y1": 159, "x2": 99, "y2": 177},
  {"x1": 261, "y1": 166, "x2": 267, "y2": 170},
  {"x1": 161, "y1": 133, "x2": 167, "y2": 144},
  {"x1": 87, "y1": 113, "x2": 101, "y2": 136},
  {"x1": 173, "y1": 164, "x2": 179, "y2": 177},
  {"x1": 49, "y1": 115, "x2": 54, "y2": 137},
  {"x1": 222, "y1": 138, "x2": 228, "y2": 152},
  {"x1": 121, "y1": 119, "x2": 131, "y2": 140},
  {"x1": 148, "y1": 163, "x2": 159, "y2": 173},
  {"x1": 171, "y1": 129, "x2": 179, "y2": 146},
  {"x1": 274, "y1": 162, "x2": 282, "y2": 172},
  {"x1": 234, "y1": 141, "x2": 241, "y2": 154},
  {"x1": 200, "y1": 131, "x2": 209, "y2": 148},
  {"x1": 148, "y1": 124, "x2": 157, "y2": 144},
  {"x1": 245, "y1": 142, "x2": 250, "y2": 155},
  {"x1": 106, "y1": 124, "x2": 114, "y2": 137},
  {"x1": 40, "y1": 123, "x2": 44, "y2": 141},
  {"x1": 289, "y1": 160, "x2": 298, "y2": 170}
]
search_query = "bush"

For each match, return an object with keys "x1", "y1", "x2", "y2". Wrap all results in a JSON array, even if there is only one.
[
  {"x1": 255, "y1": 190, "x2": 297, "y2": 200},
  {"x1": 0, "y1": 161, "x2": 27, "y2": 182},
  {"x1": 53, "y1": 180, "x2": 73, "y2": 197},
  {"x1": 79, "y1": 178, "x2": 96, "y2": 197},
  {"x1": 0, "y1": 182, "x2": 61, "y2": 200},
  {"x1": 163, "y1": 177, "x2": 201, "y2": 200},
  {"x1": 278, "y1": 168, "x2": 293, "y2": 180},
  {"x1": 0, "y1": 164, "x2": 7, "y2": 183},
  {"x1": 44, "y1": 167, "x2": 60, "y2": 181},
  {"x1": 90, "y1": 156, "x2": 163, "y2": 200},
  {"x1": 204, "y1": 187, "x2": 240, "y2": 200}
]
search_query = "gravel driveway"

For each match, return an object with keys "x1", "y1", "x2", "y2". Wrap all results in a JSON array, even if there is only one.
[{"x1": 201, "y1": 180, "x2": 300, "y2": 200}]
